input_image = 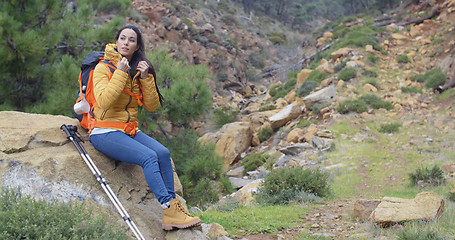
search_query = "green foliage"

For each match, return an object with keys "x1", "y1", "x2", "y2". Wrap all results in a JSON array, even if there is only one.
[
  {"x1": 359, "y1": 94, "x2": 392, "y2": 110},
  {"x1": 337, "y1": 99, "x2": 367, "y2": 114},
  {"x1": 366, "y1": 54, "x2": 379, "y2": 64},
  {"x1": 397, "y1": 229, "x2": 443, "y2": 240},
  {"x1": 214, "y1": 107, "x2": 239, "y2": 129},
  {"x1": 259, "y1": 105, "x2": 277, "y2": 112},
  {"x1": 256, "y1": 167, "x2": 331, "y2": 205},
  {"x1": 0, "y1": 0, "x2": 126, "y2": 113},
  {"x1": 248, "y1": 53, "x2": 266, "y2": 69},
  {"x1": 221, "y1": 15, "x2": 240, "y2": 27},
  {"x1": 158, "y1": 129, "x2": 231, "y2": 207},
  {"x1": 379, "y1": 122, "x2": 401, "y2": 133},
  {"x1": 150, "y1": 50, "x2": 212, "y2": 125},
  {"x1": 297, "y1": 80, "x2": 319, "y2": 97},
  {"x1": 334, "y1": 60, "x2": 347, "y2": 73},
  {"x1": 267, "y1": 32, "x2": 287, "y2": 45},
  {"x1": 310, "y1": 102, "x2": 330, "y2": 115},
  {"x1": 269, "y1": 79, "x2": 296, "y2": 100},
  {"x1": 335, "y1": 26, "x2": 380, "y2": 49},
  {"x1": 258, "y1": 126, "x2": 274, "y2": 143},
  {"x1": 0, "y1": 188, "x2": 128, "y2": 240},
  {"x1": 409, "y1": 165, "x2": 445, "y2": 186},
  {"x1": 338, "y1": 67, "x2": 357, "y2": 81},
  {"x1": 306, "y1": 70, "x2": 326, "y2": 83},
  {"x1": 397, "y1": 54, "x2": 410, "y2": 64},
  {"x1": 364, "y1": 78, "x2": 378, "y2": 87},
  {"x1": 363, "y1": 69, "x2": 378, "y2": 78},
  {"x1": 216, "y1": 71, "x2": 228, "y2": 82},
  {"x1": 423, "y1": 68, "x2": 447, "y2": 89},
  {"x1": 242, "y1": 152, "x2": 270, "y2": 175},
  {"x1": 296, "y1": 119, "x2": 318, "y2": 129},
  {"x1": 401, "y1": 86, "x2": 422, "y2": 94}
]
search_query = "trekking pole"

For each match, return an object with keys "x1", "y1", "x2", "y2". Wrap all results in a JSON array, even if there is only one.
[{"x1": 61, "y1": 124, "x2": 146, "y2": 240}]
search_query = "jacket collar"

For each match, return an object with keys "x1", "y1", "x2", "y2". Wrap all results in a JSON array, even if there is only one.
[{"x1": 104, "y1": 43, "x2": 123, "y2": 63}]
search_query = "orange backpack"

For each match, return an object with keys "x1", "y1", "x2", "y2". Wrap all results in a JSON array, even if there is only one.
[{"x1": 73, "y1": 52, "x2": 142, "y2": 131}]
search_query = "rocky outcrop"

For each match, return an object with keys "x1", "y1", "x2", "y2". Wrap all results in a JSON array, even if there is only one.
[{"x1": 0, "y1": 111, "x2": 208, "y2": 240}]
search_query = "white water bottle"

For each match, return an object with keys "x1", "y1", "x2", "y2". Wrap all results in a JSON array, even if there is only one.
[{"x1": 73, "y1": 99, "x2": 90, "y2": 114}]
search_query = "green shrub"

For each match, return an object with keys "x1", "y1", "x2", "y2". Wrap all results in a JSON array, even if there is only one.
[
  {"x1": 366, "y1": 54, "x2": 379, "y2": 64},
  {"x1": 338, "y1": 67, "x2": 357, "y2": 81},
  {"x1": 401, "y1": 86, "x2": 422, "y2": 93},
  {"x1": 158, "y1": 129, "x2": 230, "y2": 207},
  {"x1": 336, "y1": 25, "x2": 380, "y2": 48},
  {"x1": 370, "y1": 100, "x2": 393, "y2": 110},
  {"x1": 216, "y1": 71, "x2": 228, "y2": 82},
  {"x1": 359, "y1": 94, "x2": 393, "y2": 110},
  {"x1": 269, "y1": 78, "x2": 296, "y2": 100},
  {"x1": 258, "y1": 126, "x2": 274, "y2": 142},
  {"x1": 363, "y1": 69, "x2": 378, "y2": 78},
  {"x1": 359, "y1": 93, "x2": 382, "y2": 105},
  {"x1": 337, "y1": 99, "x2": 368, "y2": 114},
  {"x1": 306, "y1": 70, "x2": 326, "y2": 83},
  {"x1": 364, "y1": 78, "x2": 378, "y2": 87},
  {"x1": 221, "y1": 15, "x2": 240, "y2": 27},
  {"x1": 334, "y1": 60, "x2": 347, "y2": 73},
  {"x1": 296, "y1": 119, "x2": 318, "y2": 128},
  {"x1": 310, "y1": 102, "x2": 330, "y2": 115},
  {"x1": 297, "y1": 81, "x2": 320, "y2": 98},
  {"x1": 248, "y1": 53, "x2": 265, "y2": 69},
  {"x1": 423, "y1": 68, "x2": 447, "y2": 89},
  {"x1": 379, "y1": 122, "x2": 401, "y2": 133},
  {"x1": 0, "y1": 188, "x2": 128, "y2": 240},
  {"x1": 267, "y1": 32, "x2": 287, "y2": 45},
  {"x1": 259, "y1": 105, "x2": 277, "y2": 112},
  {"x1": 397, "y1": 227, "x2": 444, "y2": 240},
  {"x1": 242, "y1": 152, "x2": 270, "y2": 175},
  {"x1": 214, "y1": 107, "x2": 239, "y2": 129},
  {"x1": 409, "y1": 165, "x2": 445, "y2": 186},
  {"x1": 256, "y1": 167, "x2": 331, "y2": 205},
  {"x1": 397, "y1": 54, "x2": 410, "y2": 64}
]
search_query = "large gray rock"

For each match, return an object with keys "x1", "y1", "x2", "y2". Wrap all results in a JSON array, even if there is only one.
[
  {"x1": 370, "y1": 192, "x2": 444, "y2": 226},
  {"x1": 0, "y1": 111, "x2": 207, "y2": 239},
  {"x1": 302, "y1": 85, "x2": 337, "y2": 108}
]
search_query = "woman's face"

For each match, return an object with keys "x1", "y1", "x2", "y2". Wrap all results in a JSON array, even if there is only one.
[{"x1": 116, "y1": 28, "x2": 140, "y2": 60}]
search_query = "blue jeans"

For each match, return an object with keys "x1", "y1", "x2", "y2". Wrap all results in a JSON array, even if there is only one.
[{"x1": 89, "y1": 131, "x2": 175, "y2": 204}]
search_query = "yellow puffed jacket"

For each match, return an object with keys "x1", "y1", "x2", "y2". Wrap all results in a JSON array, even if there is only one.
[{"x1": 92, "y1": 44, "x2": 159, "y2": 129}]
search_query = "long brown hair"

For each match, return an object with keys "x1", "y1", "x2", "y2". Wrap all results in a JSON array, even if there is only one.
[{"x1": 115, "y1": 24, "x2": 163, "y2": 105}]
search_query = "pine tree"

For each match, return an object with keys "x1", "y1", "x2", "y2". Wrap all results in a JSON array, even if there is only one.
[{"x1": 0, "y1": 0, "x2": 128, "y2": 114}]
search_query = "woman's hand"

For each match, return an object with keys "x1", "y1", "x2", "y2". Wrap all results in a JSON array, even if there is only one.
[
  {"x1": 117, "y1": 57, "x2": 130, "y2": 73},
  {"x1": 137, "y1": 61, "x2": 149, "y2": 79}
]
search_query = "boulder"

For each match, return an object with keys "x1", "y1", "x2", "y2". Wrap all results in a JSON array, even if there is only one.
[
  {"x1": 199, "y1": 122, "x2": 252, "y2": 167},
  {"x1": 230, "y1": 179, "x2": 263, "y2": 206},
  {"x1": 370, "y1": 192, "x2": 444, "y2": 226},
  {"x1": 303, "y1": 85, "x2": 337, "y2": 108},
  {"x1": 201, "y1": 223, "x2": 229, "y2": 239},
  {"x1": 269, "y1": 102, "x2": 304, "y2": 129},
  {"x1": 0, "y1": 111, "x2": 206, "y2": 240}
]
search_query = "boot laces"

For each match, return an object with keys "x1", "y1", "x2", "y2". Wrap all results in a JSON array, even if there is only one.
[{"x1": 174, "y1": 200, "x2": 191, "y2": 217}]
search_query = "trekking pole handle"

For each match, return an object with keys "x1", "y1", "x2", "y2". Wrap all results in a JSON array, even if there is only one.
[{"x1": 61, "y1": 124, "x2": 73, "y2": 139}]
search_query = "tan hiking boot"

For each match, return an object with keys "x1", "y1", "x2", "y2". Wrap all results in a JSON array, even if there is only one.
[{"x1": 162, "y1": 199, "x2": 201, "y2": 230}]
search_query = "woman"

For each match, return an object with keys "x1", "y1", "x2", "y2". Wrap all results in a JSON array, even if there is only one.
[{"x1": 89, "y1": 24, "x2": 201, "y2": 231}]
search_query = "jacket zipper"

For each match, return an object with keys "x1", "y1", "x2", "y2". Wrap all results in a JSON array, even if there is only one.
[{"x1": 125, "y1": 77, "x2": 136, "y2": 123}]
